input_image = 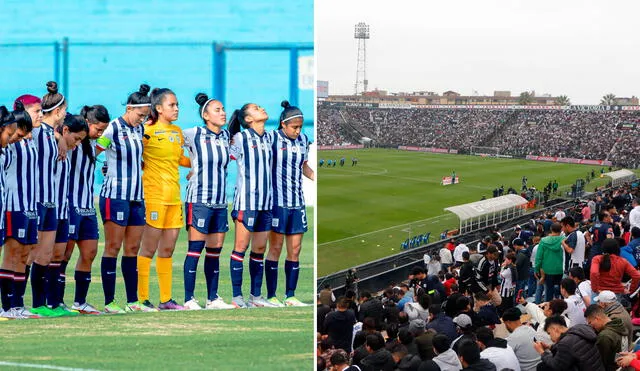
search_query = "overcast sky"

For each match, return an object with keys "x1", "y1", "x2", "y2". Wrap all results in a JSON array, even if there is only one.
[{"x1": 316, "y1": 0, "x2": 640, "y2": 104}]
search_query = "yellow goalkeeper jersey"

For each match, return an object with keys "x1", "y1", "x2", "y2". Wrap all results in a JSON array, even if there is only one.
[{"x1": 142, "y1": 121, "x2": 190, "y2": 205}]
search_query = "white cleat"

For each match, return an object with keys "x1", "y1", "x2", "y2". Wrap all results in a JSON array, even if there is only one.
[
  {"x1": 183, "y1": 298, "x2": 202, "y2": 310},
  {"x1": 71, "y1": 302, "x2": 101, "y2": 315},
  {"x1": 231, "y1": 296, "x2": 248, "y2": 309},
  {"x1": 249, "y1": 295, "x2": 279, "y2": 308},
  {"x1": 205, "y1": 297, "x2": 235, "y2": 310},
  {"x1": 284, "y1": 296, "x2": 309, "y2": 307}
]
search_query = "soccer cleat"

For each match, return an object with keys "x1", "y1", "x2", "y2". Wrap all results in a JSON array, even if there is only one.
[
  {"x1": 31, "y1": 305, "x2": 63, "y2": 317},
  {"x1": 183, "y1": 298, "x2": 202, "y2": 310},
  {"x1": 17, "y1": 307, "x2": 41, "y2": 319},
  {"x1": 58, "y1": 303, "x2": 81, "y2": 315},
  {"x1": 249, "y1": 295, "x2": 278, "y2": 308},
  {"x1": 1, "y1": 308, "x2": 25, "y2": 319},
  {"x1": 284, "y1": 296, "x2": 308, "y2": 307},
  {"x1": 205, "y1": 297, "x2": 235, "y2": 310},
  {"x1": 266, "y1": 297, "x2": 286, "y2": 307},
  {"x1": 125, "y1": 301, "x2": 159, "y2": 313},
  {"x1": 104, "y1": 302, "x2": 126, "y2": 314},
  {"x1": 158, "y1": 299, "x2": 184, "y2": 311},
  {"x1": 51, "y1": 306, "x2": 80, "y2": 317},
  {"x1": 231, "y1": 296, "x2": 248, "y2": 309},
  {"x1": 72, "y1": 302, "x2": 101, "y2": 315},
  {"x1": 141, "y1": 300, "x2": 159, "y2": 311}
]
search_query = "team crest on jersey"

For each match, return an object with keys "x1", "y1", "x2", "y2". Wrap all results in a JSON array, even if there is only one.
[
  {"x1": 69, "y1": 225, "x2": 76, "y2": 234},
  {"x1": 247, "y1": 217, "x2": 255, "y2": 227},
  {"x1": 169, "y1": 136, "x2": 174, "y2": 143},
  {"x1": 197, "y1": 219, "x2": 205, "y2": 228},
  {"x1": 150, "y1": 211, "x2": 159, "y2": 221},
  {"x1": 272, "y1": 218, "x2": 279, "y2": 228}
]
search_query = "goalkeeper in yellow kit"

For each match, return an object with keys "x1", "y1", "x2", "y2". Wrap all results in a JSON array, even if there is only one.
[{"x1": 138, "y1": 87, "x2": 190, "y2": 310}]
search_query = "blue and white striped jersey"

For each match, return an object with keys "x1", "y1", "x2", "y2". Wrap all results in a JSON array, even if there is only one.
[
  {"x1": 4, "y1": 138, "x2": 38, "y2": 212},
  {"x1": 184, "y1": 127, "x2": 230, "y2": 206},
  {"x1": 33, "y1": 123, "x2": 59, "y2": 204},
  {"x1": 55, "y1": 156, "x2": 70, "y2": 220},
  {"x1": 97, "y1": 117, "x2": 145, "y2": 201},
  {"x1": 230, "y1": 128, "x2": 273, "y2": 211},
  {"x1": 271, "y1": 130, "x2": 309, "y2": 208},
  {"x1": 68, "y1": 140, "x2": 96, "y2": 209}
]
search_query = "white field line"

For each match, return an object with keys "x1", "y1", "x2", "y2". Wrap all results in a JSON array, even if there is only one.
[
  {"x1": 319, "y1": 214, "x2": 452, "y2": 246},
  {"x1": 0, "y1": 361, "x2": 102, "y2": 371}
]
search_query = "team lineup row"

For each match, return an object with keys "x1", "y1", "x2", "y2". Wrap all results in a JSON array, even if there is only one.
[{"x1": 0, "y1": 82, "x2": 314, "y2": 318}]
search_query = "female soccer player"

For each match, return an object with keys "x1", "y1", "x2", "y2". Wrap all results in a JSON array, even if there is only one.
[
  {"x1": 1, "y1": 98, "x2": 38, "y2": 319},
  {"x1": 228, "y1": 103, "x2": 274, "y2": 308},
  {"x1": 59, "y1": 106, "x2": 110, "y2": 315},
  {"x1": 265, "y1": 101, "x2": 314, "y2": 307},
  {"x1": 48, "y1": 115, "x2": 89, "y2": 316},
  {"x1": 97, "y1": 84, "x2": 153, "y2": 313},
  {"x1": 181, "y1": 93, "x2": 234, "y2": 310},
  {"x1": 137, "y1": 87, "x2": 190, "y2": 310},
  {"x1": 28, "y1": 82, "x2": 68, "y2": 317}
]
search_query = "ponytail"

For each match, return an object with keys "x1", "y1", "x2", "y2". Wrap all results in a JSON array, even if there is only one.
[
  {"x1": 228, "y1": 104, "x2": 252, "y2": 137},
  {"x1": 0, "y1": 106, "x2": 13, "y2": 128},
  {"x1": 79, "y1": 105, "x2": 110, "y2": 165},
  {"x1": 600, "y1": 253, "x2": 611, "y2": 272},
  {"x1": 11, "y1": 101, "x2": 33, "y2": 133}
]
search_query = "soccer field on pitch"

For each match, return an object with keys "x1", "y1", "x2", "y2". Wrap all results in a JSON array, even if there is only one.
[
  {"x1": 317, "y1": 149, "x2": 620, "y2": 276},
  {"x1": 0, "y1": 209, "x2": 314, "y2": 370}
]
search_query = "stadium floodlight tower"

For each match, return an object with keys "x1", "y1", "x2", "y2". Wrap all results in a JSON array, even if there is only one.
[{"x1": 354, "y1": 22, "x2": 370, "y2": 95}]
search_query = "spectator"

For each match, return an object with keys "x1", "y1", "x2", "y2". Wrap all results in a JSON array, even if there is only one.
[
  {"x1": 385, "y1": 323, "x2": 400, "y2": 351},
  {"x1": 359, "y1": 291, "x2": 384, "y2": 329},
  {"x1": 426, "y1": 304, "x2": 457, "y2": 345},
  {"x1": 475, "y1": 245, "x2": 500, "y2": 294},
  {"x1": 443, "y1": 273, "x2": 456, "y2": 297},
  {"x1": 329, "y1": 350, "x2": 359, "y2": 371},
  {"x1": 594, "y1": 290, "x2": 634, "y2": 348},
  {"x1": 405, "y1": 293, "x2": 431, "y2": 322},
  {"x1": 535, "y1": 223, "x2": 565, "y2": 301},
  {"x1": 418, "y1": 333, "x2": 462, "y2": 371},
  {"x1": 473, "y1": 292, "x2": 500, "y2": 327},
  {"x1": 513, "y1": 238, "x2": 531, "y2": 297},
  {"x1": 517, "y1": 297, "x2": 570, "y2": 345},
  {"x1": 323, "y1": 297, "x2": 357, "y2": 352},
  {"x1": 439, "y1": 244, "x2": 453, "y2": 272},
  {"x1": 397, "y1": 284, "x2": 414, "y2": 311},
  {"x1": 456, "y1": 340, "x2": 497, "y2": 371},
  {"x1": 631, "y1": 198, "x2": 640, "y2": 231},
  {"x1": 560, "y1": 278, "x2": 587, "y2": 326},
  {"x1": 360, "y1": 333, "x2": 396, "y2": 371},
  {"x1": 458, "y1": 252, "x2": 474, "y2": 294},
  {"x1": 392, "y1": 343, "x2": 421, "y2": 371},
  {"x1": 568, "y1": 266, "x2": 592, "y2": 307},
  {"x1": 475, "y1": 326, "x2": 521, "y2": 371},
  {"x1": 319, "y1": 284, "x2": 336, "y2": 307},
  {"x1": 398, "y1": 327, "x2": 418, "y2": 357},
  {"x1": 502, "y1": 307, "x2": 541, "y2": 371},
  {"x1": 533, "y1": 315, "x2": 604, "y2": 371},
  {"x1": 561, "y1": 216, "x2": 587, "y2": 271},
  {"x1": 628, "y1": 227, "x2": 640, "y2": 263},
  {"x1": 584, "y1": 304, "x2": 629, "y2": 371},
  {"x1": 499, "y1": 251, "x2": 518, "y2": 315},
  {"x1": 591, "y1": 238, "x2": 640, "y2": 296},
  {"x1": 451, "y1": 314, "x2": 475, "y2": 351},
  {"x1": 453, "y1": 243, "x2": 469, "y2": 266}
]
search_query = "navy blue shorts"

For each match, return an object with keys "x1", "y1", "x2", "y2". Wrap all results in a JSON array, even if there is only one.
[
  {"x1": 55, "y1": 219, "x2": 69, "y2": 244},
  {"x1": 99, "y1": 197, "x2": 146, "y2": 227},
  {"x1": 231, "y1": 210, "x2": 272, "y2": 233},
  {"x1": 5, "y1": 210, "x2": 39, "y2": 245},
  {"x1": 271, "y1": 206, "x2": 308, "y2": 235},
  {"x1": 37, "y1": 203, "x2": 58, "y2": 232},
  {"x1": 185, "y1": 203, "x2": 229, "y2": 234},
  {"x1": 69, "y1": 207, "x2": 99, "y2": 241}
]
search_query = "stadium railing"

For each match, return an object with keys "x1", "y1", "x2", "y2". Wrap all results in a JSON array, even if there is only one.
[{"x1": 317, "y1": 197, "x2": 582, "y2": 297}]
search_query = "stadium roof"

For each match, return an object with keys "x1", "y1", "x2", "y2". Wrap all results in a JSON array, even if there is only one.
[
  {"x1": 444, "y1": 194, "x2": 529, "y2": 221},
  {"x1": 602, "y1": 169, "x2": 637, "y2": 186}
]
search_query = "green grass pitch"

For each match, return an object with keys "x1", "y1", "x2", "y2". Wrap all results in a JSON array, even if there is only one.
[
  {"x1": 317, "y1": 149, "x2": 621, "y2": 276},
  {"x1": 0, "y1": 209, "x2": 314, "y2": 370}
]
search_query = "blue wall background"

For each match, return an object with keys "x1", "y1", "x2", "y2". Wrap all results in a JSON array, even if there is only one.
[{"x1": 0, "y1": 0, "x2": 314, "y2": 201}]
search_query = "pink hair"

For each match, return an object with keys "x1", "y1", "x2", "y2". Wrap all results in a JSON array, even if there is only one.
[{"x1": 14, "y1": 94, "x2": 42, "y2": 110}]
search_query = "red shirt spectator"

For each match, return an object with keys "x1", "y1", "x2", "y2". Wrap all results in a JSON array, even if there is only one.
[
  {"x1": 582, "y1": 205, "x2": 592, "y2": 222},
  {"x1": 446, "y1": 239, "x2": 456, "y2": 252},
  {"x1": 443, "y1": 277, "x2": 457, "y2": 296},
  {"x1": 591, "y1": 253, "x2": 640, "y2": 294}
]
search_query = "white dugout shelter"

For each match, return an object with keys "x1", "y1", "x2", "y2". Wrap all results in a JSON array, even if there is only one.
[
  {"x1": 602, "y1": 169, "x2": 637, "y2": 188},
  {"x1": 444, "y1": 194, "x2": 529, "y2": 234}
]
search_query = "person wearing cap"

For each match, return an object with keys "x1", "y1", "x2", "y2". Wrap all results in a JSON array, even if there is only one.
[
  {"x1": 475, "y1": 326, "x2": 521, "y2": 371},
  {"x1": 591, "y1": 238, "x2": 640, "y2": 297},
  {"x1": 451, "y1": 313, "x2": 475, "y2": 351},
  {"x1": 502, "y1": 307, "x2": 541, "y2": 371},
  {"x1": 595, "y1": 290, "x2": 634, "y2": 348},
  {"x1": 535, "y1": 223, "x2": 565, "y2": 302},
  {"x1": 534, "y1": 315, "x2": 605, "y2": 371},
  {"x1": 584, "y1": 304, "x2": 629, "y2": 371}
]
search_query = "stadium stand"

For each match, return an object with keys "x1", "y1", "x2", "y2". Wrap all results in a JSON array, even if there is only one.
[{"x1": 318, "y1": 105, "x2": 640, "y2": 168}]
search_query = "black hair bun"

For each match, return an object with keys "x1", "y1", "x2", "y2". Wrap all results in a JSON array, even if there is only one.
[
  {"x1": 150, "y1": 87, "x2": 161, "y2": 96},
  {"x1": 0, "y1": 106, "x2": 10, "y2": 123},
  {"x1": 139, "y1": 84, "x2": 151, "y2": 96},
  {"x1": 46, "y1": 81, "x2": 59, "y2": 94},
  {"x1": 195, "y1": 93, "x2": 209, "y2": 106},
  {"x1": 80, "y1": 105, "x2": 91, "y2": 118},
  {"x1": 281, "y1": 100, "x2": 291, "y2": 109},
  {"x1": 13, "y1": 100, "x2": 24, "y2": 112}
]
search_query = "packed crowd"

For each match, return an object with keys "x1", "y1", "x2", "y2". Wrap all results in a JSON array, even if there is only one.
[
  {"x1": 318, "y1": 182, "x2": 640, "y2": 371},
  {"x1": 318, "y1": 108, "x2": 355, "y2": 146},
  {"x1": 317, "y1": 107, "x2": 640, "y2": 168}
]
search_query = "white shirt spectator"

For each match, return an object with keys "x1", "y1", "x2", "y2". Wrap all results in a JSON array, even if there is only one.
[
  {"x1": 554, "y1": 210, "x2": 566, "y2": 221},
  {"x1": 564, "y1": 293, "x2": 587, "y2": 327},
  {"x1": 480, "y1": 344, "x2": 521, "y2": 371},
  {"x1": 568, "y1": 230, "x2": 586, "y2": 268},
  {"x1": 439, "y1": 247, "x2": 453, "y2": 265},
  {"x1": 506, "y1": 325, "x2": 541, "y2": 371},
  {"x1": 453, "y1": 243, "x2": 469, "y2": 263},
  {"x1": 630, "y1": 204, "x2": 640, "y2": 230},
  {"x1": 577, "y1": 280, "x2": 593, "y2": 306}
]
